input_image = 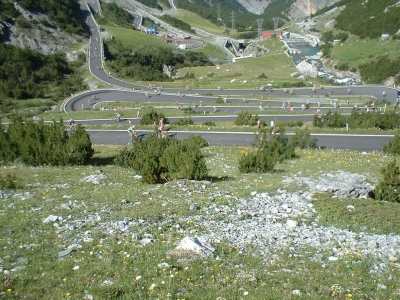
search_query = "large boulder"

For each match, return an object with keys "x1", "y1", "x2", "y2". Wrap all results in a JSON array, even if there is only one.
[{"x1": 296, "y1": 60, "x2": 318, "y2": 78}]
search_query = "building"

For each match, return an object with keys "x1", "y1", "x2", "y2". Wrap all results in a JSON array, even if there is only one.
[
  {"x1": 261, "y1": 31, "x2": 282, "y2": 40},
  {"x1": 175, "y1": 34, "x2": 191, "y2": 40},
  {"x1": 146, "y1": 26, "x2": 158, "y2": 35}
]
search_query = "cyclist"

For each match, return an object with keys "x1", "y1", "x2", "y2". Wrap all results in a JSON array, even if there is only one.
[{"x1": 128, "y1": 125, "x2": 136, "y2": 139}]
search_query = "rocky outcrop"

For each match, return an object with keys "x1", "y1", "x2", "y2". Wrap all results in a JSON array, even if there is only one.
[
  {"x1": 235, "y1": 0, "x2": 340, "y2": 17},
  {"x1": 235, "y1": 0, "x2": 274, "y2": 15},
  {"x1": 285, "y1": 0, "x2": 340, "y2": 18},
  {"x1": 0, "y1": 3, "x2": 80, "y2": 54}
]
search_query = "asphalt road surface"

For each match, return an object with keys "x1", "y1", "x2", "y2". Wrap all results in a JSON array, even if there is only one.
[
  {"x1": 86, "y1": 130, "x2": 393, "y2": 153},
  {"x1": 70, "y1": 1, "x2": 399, "y2": 152}
]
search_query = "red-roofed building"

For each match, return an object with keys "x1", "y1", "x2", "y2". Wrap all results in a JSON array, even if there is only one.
[{"x1": 261, "y1": 31, "x2": 282, "y2": 39}]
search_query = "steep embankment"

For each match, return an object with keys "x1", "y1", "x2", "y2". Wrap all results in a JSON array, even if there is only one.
[
  {"x1": 0, "y1": 1, "x2": 85, "y2": 54},
  {"x1": 234, "y1": 0, "x2": 340, "y2": 17}
]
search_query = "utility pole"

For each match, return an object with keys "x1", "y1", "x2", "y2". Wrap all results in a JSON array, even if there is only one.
[
  {"x1": 217, "y1": 3, "x2": 221, "y2": 21},
  {"x1": 256, "y1": 18, "x2": 263, "y2": 40},
  {"x1": 272, "y1": 17, "x2": 279, "y2": 31},
  {"x1": 231, "y1": 10, "x2": 235, "y2": 31}
]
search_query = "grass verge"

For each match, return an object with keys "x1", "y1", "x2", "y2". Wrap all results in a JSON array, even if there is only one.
[{"x1": 0, "y1": 146, "x2": 399, "y2": 299}]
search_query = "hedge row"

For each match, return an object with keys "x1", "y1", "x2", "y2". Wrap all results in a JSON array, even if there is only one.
[{"x1": 0, "y1": 116, "x2": 94, "y2": 166}]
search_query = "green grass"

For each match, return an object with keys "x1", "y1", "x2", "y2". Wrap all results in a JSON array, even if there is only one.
[
  {"x1": 174, "y1": 9, "x2": 226, "y2": 35},
  {"x1": 0, "y1": 146, "x2": 399, "y2": 299},
  {"x1": 330, "y1": 35, "x2": 400, "y2": 68},
  {"x1": 156, "y1": 38, "x2": 299, "y2": 89},
  {"x1": 188, "y1": 42, "x2": 227, "y2": 62},
  {"x1": 102, "y1": 25, "x2": 173, "y2": 50}
]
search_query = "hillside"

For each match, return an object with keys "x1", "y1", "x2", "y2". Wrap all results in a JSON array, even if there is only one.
[{"x1": 0, "y1": 0, "x2": 86, "y2": 54}]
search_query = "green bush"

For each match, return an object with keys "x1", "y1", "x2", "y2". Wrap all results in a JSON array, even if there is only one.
[
  {"x1": 183, "y1": 134, "x2": 209, "y2": 148},
  {"x1": 140, "y1": 109, "x2": 168, "y2": 126},
  {"x1": 383, "y1": 132, "x2": 400, "y2": 155},
  {"x1": 181, "y1": 107, "x2": 197, "y2": 115},
  {"x1": 239, "y1": 131, "x2": 296, "y2": 173},
  {"x1": 281, "y1": 81, "x2": 307, "y2": 88},
  {"x1": 278, "y1": 120, "x2": 303, "y2": 128},
  {"x1": 0, "y1": 172, "x2": 21, "y2": 189},
  {"x1": 374, "y1": 159, "x2": 400, "y2": 203},
  {"x1": 234, "y1": 111, "x2": 258, "y2": 126},
  {"x1": 216, "y1": 97, "x2": 224, "y2": 104},
  {"x1": 313, "y1": 111, "x2": 346, "y2": 128},
  {"x1": 114, "y1": 134, "x2": 208, "y2": 183},
  {"x1": 17, "y1": 17, "x2": 31, "y2": 28},
  {"x1": 173, "y1": 117, "x2": 194, "y2": 126},
  {"x1": 290, "y1": 127, "x2": 318, "y2": 149},
  {"x1": 203, "y1": 121, "x2": 216, "y2": 127},
  {"x1": 239, "y1": 148, "x2": 276, "y2": 173},
  {"x1": 258, "y1": 73, "x2": 267, "y2": 78},
  {"x1": 0, "y1": 116, "x2": 93, "y2": 166},
  {"x1": 348, "y1": 111, "x2": 400, "y2": 130}
]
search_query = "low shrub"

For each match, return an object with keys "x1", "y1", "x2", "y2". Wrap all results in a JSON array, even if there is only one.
[
  {"x1": 383, "y1": 132, "x2": 400, "y2": 155},
  {"x1": 140, "y1": 109, "x2": 168, "y2": 125},
  {"x1": 0, "y1": 172, "x2": 21, "y2": 189},
  {"x1": 290, "y1": 127, "x2": 318, "y2": 149},
  {"x1": 203, "y1": 121, "x2": 216, "y2": 127},
  {"x1": 374, "y1": 159, "x2": 400, "y2": 203},
  {"x1": 216, "y1": 97, "x2": 224, "y2": 104},
  {"x1": 181, "y1": 107, "x2": 197, "y2": 115},
  {"x1": 173, "y1": 117, "x2": 194, "y2": 126},
  {"x1": 235, "y1": 111, "x2": 258, "y2": 126},
  {"x1": 0, "y1": 116, "x2": 93, "y2": 166},
  {"x1": 239, "y1": 131, "x2": 296, "y2": 173},
  {"x1": 114, "y1": 134, "x2": 208, "y2": 183},
  {"x1": 313, "y1": 111, "x2": 346, "y2": 128},
  {"x1": 278, "y1": 119, "x2": 303, "y2": 128},
  {"x1": 348, "y1": 111, "x2": 400, "y2": 130}
]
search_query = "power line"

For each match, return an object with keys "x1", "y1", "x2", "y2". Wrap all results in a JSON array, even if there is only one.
[
  {"x1": 231, "y1": 10, "x2": 235, "y2": 30},
  {"x1": 205, "y1": 0, "x2": 212, "y2": 7},
  {"x1": 256, "y1": 19, "x2": 263, "y2": 40},
  {"x1": 272, "y1": 17, "x2": 279, "y2": 31}
]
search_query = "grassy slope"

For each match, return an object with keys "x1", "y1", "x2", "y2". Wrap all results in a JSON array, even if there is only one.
[
  {"x1": 102, "y1": 25, "x2": 173, "y2": 49},
  {"x1": 163, "y1": 38, "x2": 297, "y2": 89},
  {"x1": 0, "y1": 146, "x2": 399, "y2": 299},
  {"x1": 174, "y1": 9, "x2": 226, "y2": 35},
  {"x1": 330, "y1": 35, "x2": 400, "y2": 68},
  {"x1": 291, "y1": 5, "x2": 400, "y2": 69}
]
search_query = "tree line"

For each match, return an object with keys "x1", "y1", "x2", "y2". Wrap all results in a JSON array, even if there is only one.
[
  {"x1": 334, "y1": 0, "x2": 400, "y2": 39},
  {"x1": 97, "y1": 1, "x2": 135, "y2": 28},
  {"x1": 16, "y1": 0, "x2": 86, "y2": 35},
  {"x1": 104, "y1": 41, "x2": 212, "y2": 81},
  {"x1": 0, "y1": 44, "x2": 86, "y2": 100}
]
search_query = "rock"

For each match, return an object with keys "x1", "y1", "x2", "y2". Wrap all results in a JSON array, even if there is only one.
[
  {"x1": 10, "y1": 265, "x2": 26, "y2": 272},
  {"x1": 102, "y1": 280, "x2": 114, "y2": 286},
  {"x1": 286, "y1": 220, "x2": 298, "y2": 229},
  {"x1": 58, "y1": 244, "x2": 82, "y2": 258},
  {"x1": 368, "y1": 241, "x2": 378, "y2": 249},
  {"x1": 58, "y1": 249, "x2": 73, "y2": 259},
  {"x1": 43, "y1": 215, "x2": 59, "y2": 223},
  {"x1": 377, "y1": 283, "x2": 387, "y2": 290},
  {"x1": 157, "y1": 262, "x2": 170, "y2": 269},
  {"x1": 175, "y1": 236, "x2": 215, "y2": 256},
  {"x1": 80, "y1": 174, "x2": 108, "y2": 185},
  {"x1": 139, "y1": 238, "x2": 154, "y2": 246},
  {"x1": 292, "y1": 289, "x2": 302, "y2": 296},
  {"x1": 328, "y1": 256, "x2": 339, "y2": 261}
]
